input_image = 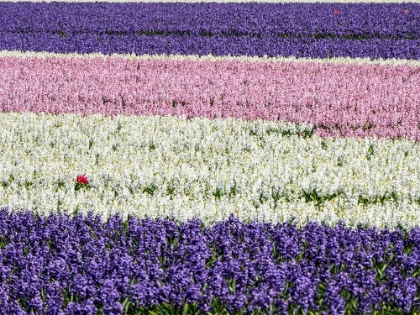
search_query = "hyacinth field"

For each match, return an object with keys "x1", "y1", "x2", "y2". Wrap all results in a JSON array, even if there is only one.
[{"x1": 2, "y1": 1, "x2": 420, "y2": 314}]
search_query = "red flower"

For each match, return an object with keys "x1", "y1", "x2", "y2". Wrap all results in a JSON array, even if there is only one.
[
  {"x1": 404, "y1": 9, "x2": 409, "y2": 13},
  {"x1": 334, "y1": 9, "x2": 340, "y2": 14},
  {"x1": 76, "y1": 175, "x2": 89, "y2": 185}
]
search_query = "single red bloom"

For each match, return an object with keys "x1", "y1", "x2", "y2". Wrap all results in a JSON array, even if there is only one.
[
  {"x1": 76, "y1": 175, "x2": 89, "y2": 185},
  {"x1": 404, "y1": 9, "x2": 409, "y2": 13},
  {"x1": 334, "y1": 9, "x2": 340, "y2": 14}
]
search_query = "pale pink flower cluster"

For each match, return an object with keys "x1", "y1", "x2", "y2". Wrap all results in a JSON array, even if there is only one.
[{"x1": 1, "y1": 56, "x2": 419, "y2": 140}]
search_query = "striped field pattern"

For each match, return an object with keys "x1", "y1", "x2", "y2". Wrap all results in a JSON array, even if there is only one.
[{"x1": 1, "y1": 1, "x2": 420, "y2": 314}]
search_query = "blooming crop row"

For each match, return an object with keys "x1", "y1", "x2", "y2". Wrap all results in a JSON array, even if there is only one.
[
  {"x1": 2, "y1": 3, "x2": 418, "y2": 38},
  {"x1": 4, "y1": 50, "x2": 420, "y2": 66},
  {"x1": 1, "y1": 211, "x2": 419, "y2": 315},
  {"x1": 1, "y1": 54, "x2": 419, "y2": 140},
  {"x1": 3, "y1": 33, "x2": 419, "y2": 60},
  {"x1": 1, "y1": 112, "x2": 420, "y2": 229},
  {"x1": 1, "y1": 2, "x2": 419, "y2": 59}
]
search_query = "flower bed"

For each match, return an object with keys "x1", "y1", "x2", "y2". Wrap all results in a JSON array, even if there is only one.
[
  {"x1": 1, "y1": 1, "x2": 420, "y2": 314},
  {"x1": 1, "y1": 112, "x2": 420, "y2": 229},
  {"x1": 1, "y1": 211, "x2": 420, "y2": 314},
  {"x1": 1, "y1": 3, "x2": 419, "y2": 58},
  {"x1": 1, "y1": 53, "x2": 419, "y2": 139}
]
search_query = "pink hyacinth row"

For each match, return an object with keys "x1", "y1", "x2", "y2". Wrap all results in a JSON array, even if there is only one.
[{"x1": 1, "y1": 56, "x2": 419, "y2": 140}]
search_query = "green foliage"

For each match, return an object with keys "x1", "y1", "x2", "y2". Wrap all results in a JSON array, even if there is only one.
[
  {"x1": 213, "y1": 187, "x2": 223, "y2": 200},
  {"x1": 366, "y1": 144, "x2": 375, "y2": 160},
  {"x1": 0, "y1": 235, "x2": 8, "y2": 249},
  {"x1": 143, "y1": 184, "x2": 158, "y2": 196},
  {"x1": 301, "y1": 189, "x2": 342, "y2": 206}
]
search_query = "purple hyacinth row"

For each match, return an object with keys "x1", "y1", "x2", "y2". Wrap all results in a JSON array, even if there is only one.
[
  {"x1": 0, "y1": 2, "x2": 420, "y2": 59},
  {"x1": 2, "y1": 33, "x2": 420, "y2": 59},
  {"x1": 2, "y1": 3, "x2": 419, "y2": 38},
  {"x1": 1, "y1": 210, "x2": 419, "y2": 314}
]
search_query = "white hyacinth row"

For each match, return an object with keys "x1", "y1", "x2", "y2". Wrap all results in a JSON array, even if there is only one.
[
  {"x1": 2, "y1": 50, "x2": 420, "y2": 67},
  {"x1": 1, "y1": 112, "x2": 419, "y2": 229}
]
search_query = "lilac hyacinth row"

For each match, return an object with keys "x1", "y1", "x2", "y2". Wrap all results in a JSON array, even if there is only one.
[
  {"x1": 1, "y1": 2, "x2": 419, "y2": 38},
  {"x1": 1, "y1": 210, "x2": 419, "y2": 315}
]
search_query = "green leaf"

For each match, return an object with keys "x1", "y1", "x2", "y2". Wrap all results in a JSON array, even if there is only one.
[
  {"x1": 122, "y1": 297, "x2": 130, "y2": 307},
  {"x1": 182, "y1": 304, "x2": 189, "y2": 315}
]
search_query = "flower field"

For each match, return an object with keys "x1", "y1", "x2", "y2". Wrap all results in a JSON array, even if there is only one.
[{"x1": 1, "y1": 0, "x2": 420, "y2": 314}]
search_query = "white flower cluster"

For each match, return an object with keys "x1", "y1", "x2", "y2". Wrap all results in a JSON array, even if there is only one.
[
  {"x1": 1, "y1": 50, "x2": 419, "y2": 67},
  {"x1": 1, "y1": 112, "x2": 419, "y2": 229}
]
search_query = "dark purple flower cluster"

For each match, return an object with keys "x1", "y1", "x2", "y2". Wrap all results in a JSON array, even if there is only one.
[
  {"x1": 1, "y1": 33, "x2": 419, "y2": 60},
  {"x1": 0, "y1": 2, "x2": 419, "y2": 59},
  {"x1": 1, "y1": 3, "x2": 419, "y2": 38},
  {"x1": 1, "y1": 209, "x2": 420, "y2": 314}
]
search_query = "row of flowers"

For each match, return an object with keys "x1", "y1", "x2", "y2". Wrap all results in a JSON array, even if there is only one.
[
  {"x1": 1, "y1": 112, "x2": 420, "y2": 228},
  {"x1": 3, "y1": 2, "x2": 417, "y2": 37},
  {"x1": 1, "y1": 2, "x2": 418, "y2": 59},
  {"x1": 1, "y1": 54, "x2": 419, "y2": 140},
  {"x1": 1, "y1": 211, "x2": 419, "y2": 314},
  {"x1": 3, "y1": 33, "x2": 420, "y2": 59},
  {"x1": 3, "y1": 50, "x2": 420, "y2": 65}
]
